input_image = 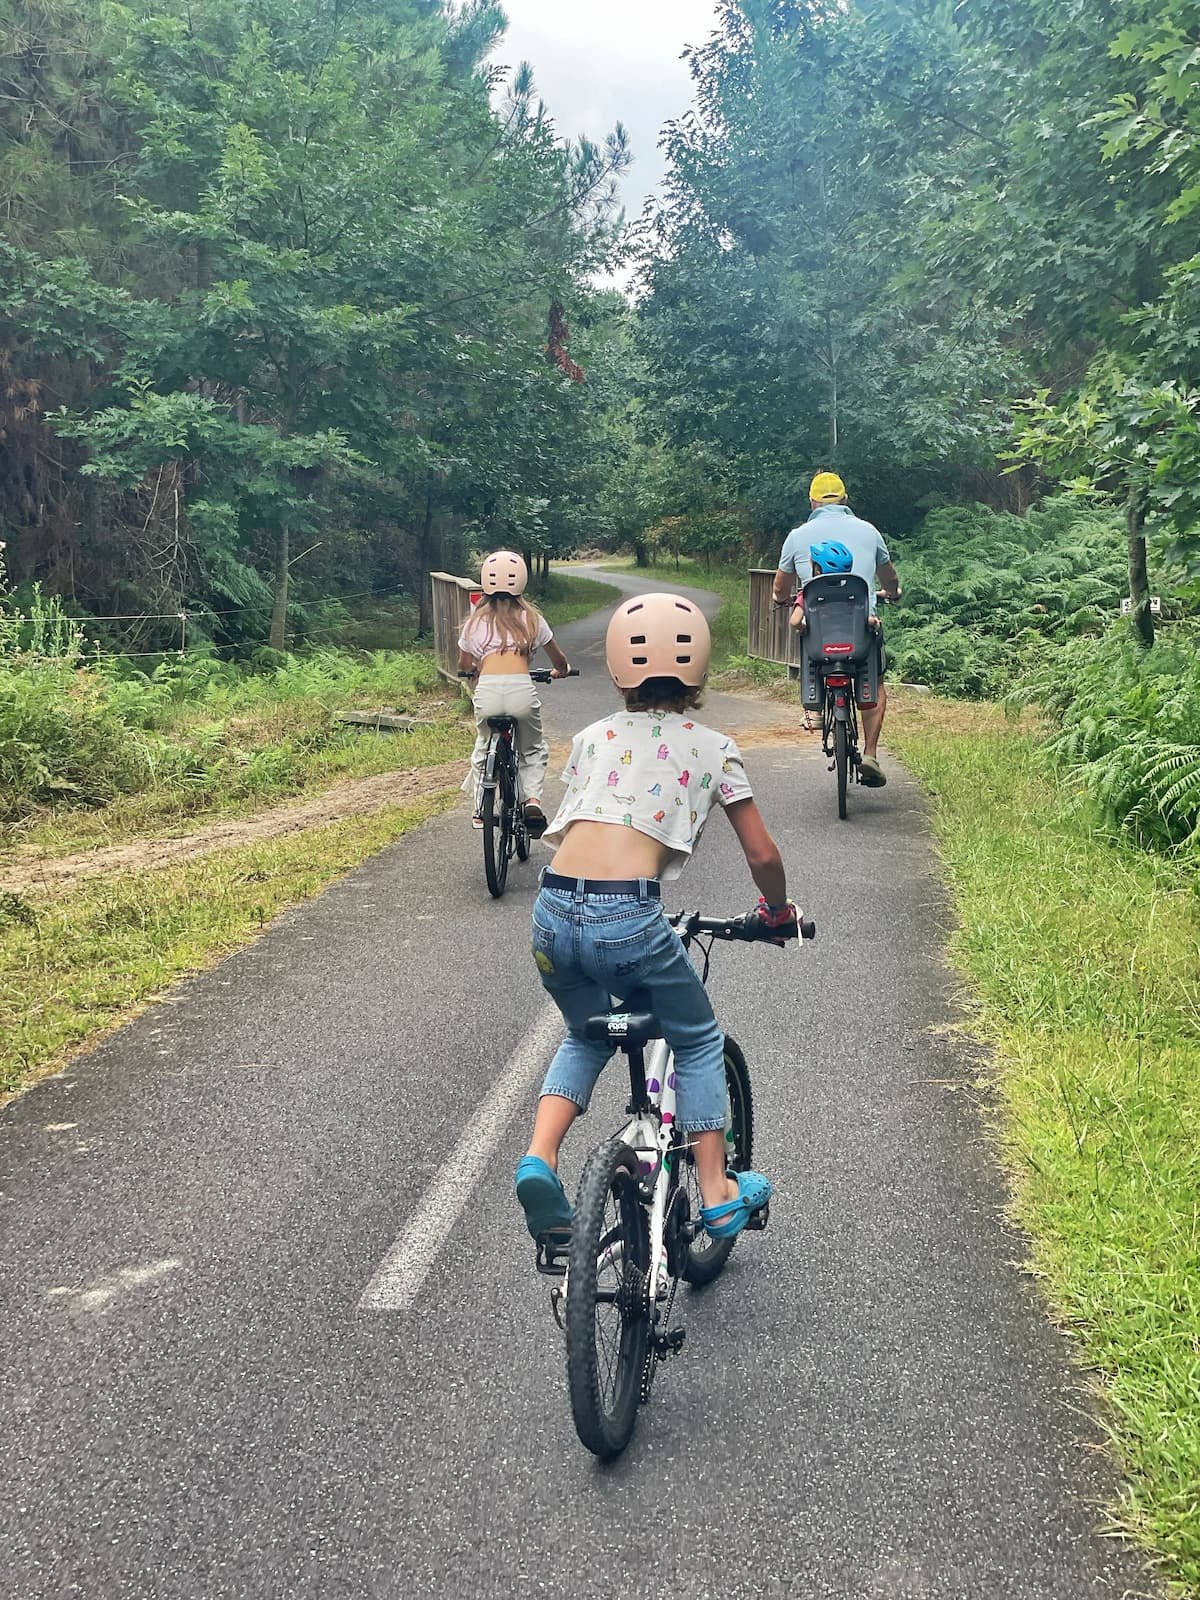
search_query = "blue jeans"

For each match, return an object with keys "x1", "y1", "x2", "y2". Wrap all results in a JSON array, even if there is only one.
[{"x1": 531, "y1": 881, "x2": 727, "y2": 1132}]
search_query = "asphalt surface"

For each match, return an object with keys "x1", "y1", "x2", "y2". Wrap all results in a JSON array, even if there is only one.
[{"x1": 0, "y1": 570, "x2": 1159, "y2": 1600}]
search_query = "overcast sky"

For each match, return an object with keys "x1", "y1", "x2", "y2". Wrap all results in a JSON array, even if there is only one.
[{"x1": 489, "y1": 1, "x2": 723, "y2": 223}]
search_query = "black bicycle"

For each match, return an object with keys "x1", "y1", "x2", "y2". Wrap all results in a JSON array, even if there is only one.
[
  {"x1": 536, "y1": 907, "x2": 815, "y2": 1460},
  {"x1": 799, "y1": 574, "x2": 883, "y2": 820},
  {"x1": 459, "y1": 665, "x2": 578, "y2": 897}
]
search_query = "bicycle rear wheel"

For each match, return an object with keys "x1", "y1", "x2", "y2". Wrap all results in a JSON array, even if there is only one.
[
  {"x1": 565, "y1": 1140, "x2": 650, "y2": 1460},
  {"x1": 682, "y1": 1036, "x2": 754, "y2": 1287},
  {"x1": 481, "y1": 767, "x2": 512, "y2": 898},
  {"x1": 834, "y1": 718, "x2": 849, "y2": 820}
]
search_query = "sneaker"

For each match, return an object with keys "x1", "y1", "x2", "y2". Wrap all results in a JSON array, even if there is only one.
[{"x1": 858, "y1": 756, "x2": 887, "y2": 788}]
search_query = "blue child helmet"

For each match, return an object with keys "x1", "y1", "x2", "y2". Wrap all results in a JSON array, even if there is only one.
[{"x1": 810, "y1": 539, "x2": 853, "y2": 574}]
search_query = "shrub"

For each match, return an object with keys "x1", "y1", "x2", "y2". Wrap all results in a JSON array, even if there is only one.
[
  {"x1": 1014, "y1": 626, "x2": 1200, "y2": 852},
  {"x1": 887, "y1": 497, "x2": 1126, "y2": 696}
]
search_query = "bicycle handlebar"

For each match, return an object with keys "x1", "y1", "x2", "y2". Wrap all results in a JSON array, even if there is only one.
[
  {"x1": 669, "y1": 910, "x2": 816, "y2": 943},
  {"x1": 457, "y1": 667, "x2": 579, "y2": 681}
]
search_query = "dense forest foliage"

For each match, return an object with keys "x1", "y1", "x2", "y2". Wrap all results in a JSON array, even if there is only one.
[
  {"x1": 637, "y1": 0, "x2": 1200, "y2": 635},
  {"x1": 3, "y1": 0, "x2": 1200, "y2": 797},
  {"x1": 1, "y1": 0, "x2": 632, "y2": 650}
]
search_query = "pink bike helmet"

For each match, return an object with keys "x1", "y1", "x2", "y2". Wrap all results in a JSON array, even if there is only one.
[
  {"x1": 605, "y1": 593, "x2": 711, "y2": 689},
  {"x1": 480, "y1": 549, "x2": 528, "y2": 597}
]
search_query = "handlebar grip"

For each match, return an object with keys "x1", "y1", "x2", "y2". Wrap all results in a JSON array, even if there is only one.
[{"x1": 799, "y1": 918, "x2": 816, "y2": 941}]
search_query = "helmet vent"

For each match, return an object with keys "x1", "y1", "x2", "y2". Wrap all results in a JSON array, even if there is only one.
[
  {"x1": 677, "y1": 633, "x2": 692, "y2": 643},
  {"x1": 632, "y1": 654, "x2": 648, "y2": 665},
  {"x1": 630, "y1": 634, "x2": 646, "y2": 645}
]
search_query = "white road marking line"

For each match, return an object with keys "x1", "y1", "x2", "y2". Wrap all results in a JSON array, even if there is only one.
[{"x1": 359, "y1": 1002, "x2": 563, "y2": 1312}]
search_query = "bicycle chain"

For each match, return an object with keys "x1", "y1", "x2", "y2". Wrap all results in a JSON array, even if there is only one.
[{"x1": 641, "y1": 1270, "x2": 679, "y2": 1404}]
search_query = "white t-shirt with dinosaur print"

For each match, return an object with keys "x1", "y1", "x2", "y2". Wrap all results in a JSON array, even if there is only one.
[{"x1": 542, "y1": 710, "x2": 753, "y2": 880}]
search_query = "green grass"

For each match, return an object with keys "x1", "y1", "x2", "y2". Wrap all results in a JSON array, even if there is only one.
[
  {"x1": 3, "y1": 648, "x2": 472, "y2": 853},
  {"x1": 890, "y1": 696, "x2": 1200, "y2": 1595},
  {"x1": 603, "y1": 558, "x2": 753, "y2": 669},
  {"x1": 12, "y1": 708, "x2": 469, "y2": 855},
  {"x1": 532, "y1": 569, "x2": 620, "y2": 628},
  {"x1": 0, "y1": 792, "x2": 456, "y2": 1099}
]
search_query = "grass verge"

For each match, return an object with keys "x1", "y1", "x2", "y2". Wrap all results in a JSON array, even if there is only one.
[
  {"x1": 0, "y1": 791, "x2": 455, "y2": 1101},
  {"x1": 890, "y1": 695, "x2": 1200, "y2": 1596},
  {"x1": 7, "y1": 685, "x2": 470, "y2": 856},
  {"x1": 600, "y1": 558, "x2": 753, "y2": 670},
  {"x1": 533, "y1": 569, "x2": 620, "y2": 627}
]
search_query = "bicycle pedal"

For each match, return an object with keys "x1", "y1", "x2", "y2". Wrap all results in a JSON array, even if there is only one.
[
  {"x1": 652, "y1": 1326, "x2": 686, "y2": 1357},
  {"x1": 746, "y1": 1202, "x2": 770, "y2": 1231},
  {"x1": 535, "y1": 1230, "x2": 571, "y2": 1276}
]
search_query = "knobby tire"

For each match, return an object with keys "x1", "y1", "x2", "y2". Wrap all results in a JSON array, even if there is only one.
[
  {"x1": 835, "y1": 717, "x2": 849, "y2": 820},
  {"x1": 482, "y1": 741, "x2": 513, "y2": 898},
  {"x1": 565, "y1": 1141, "x2": 650, "y2": 1460}
]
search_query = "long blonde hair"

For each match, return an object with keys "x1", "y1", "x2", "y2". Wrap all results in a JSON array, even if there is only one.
[{"x1": 478, "y1": 593, "x2": 544, "y2": 653}]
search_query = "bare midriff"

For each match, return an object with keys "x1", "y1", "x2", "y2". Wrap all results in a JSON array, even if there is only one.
[
  {"x1": 548, "y1": 820, "x2": 672, "y2": 882},
  {"x1": 477, "y1": 650, "x2": 533, "y2": 676}
]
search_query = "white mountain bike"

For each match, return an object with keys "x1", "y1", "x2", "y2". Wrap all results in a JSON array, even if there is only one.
[{"x1": 535, "y1": 907, "x2": 815, "y2": 1459}]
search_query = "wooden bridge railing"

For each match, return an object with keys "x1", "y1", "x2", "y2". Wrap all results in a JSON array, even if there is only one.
[
  {"x1": 748, "y1": 568, "x2": 802, "y2": 676},
  {"x1": 430, "y1": 571, "x2": 478, "y2": 682}
]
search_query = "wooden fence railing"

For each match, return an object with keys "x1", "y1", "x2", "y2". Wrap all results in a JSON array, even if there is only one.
[
  {"x1": 430, "y1": 571, "x2": 478, "y2": 682},
  {"x1": 748, "y1": 567, "x2": 802, "y2": 676}
]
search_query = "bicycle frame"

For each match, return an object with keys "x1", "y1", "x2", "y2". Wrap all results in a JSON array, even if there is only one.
[
  {"x1": 481, "y1": 722, "x2": 518, "y2": 802},
  {"x1": 820, "y1": 672, "x2": 860, "y2": 760},
  {"x1": 615, "y1": 1034, "x2": 679, "y2": 1311},
  {"x1": 548, "y1": 1032, "x2": 684, "y2": 1319}
]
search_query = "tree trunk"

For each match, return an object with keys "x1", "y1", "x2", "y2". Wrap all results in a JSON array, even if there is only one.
[
  {"x1": 1126, "y1": 484, "x2": 1153, "y2": 647},
  {"x1": 269, "y1": 519, "x2": 289, "y2": 649}
]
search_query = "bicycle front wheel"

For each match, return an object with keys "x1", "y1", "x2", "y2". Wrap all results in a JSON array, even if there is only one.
[
  {"x1": 565, "y1": 1140, "x2": 650, "y2": 1460},
  {"x1": 682, "y1": 1036, "x2": 755, "y2": 1287},
  {"x1": 834, "y1": 718, "x2": 849, "y2": 820},
  {"x1": 481, "y1": 781, "x2": 509, "y2": 897}
]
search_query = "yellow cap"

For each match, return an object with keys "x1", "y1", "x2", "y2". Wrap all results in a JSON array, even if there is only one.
[{"x1": 809, "y1": 471, "x2": 847, "y2": 503}]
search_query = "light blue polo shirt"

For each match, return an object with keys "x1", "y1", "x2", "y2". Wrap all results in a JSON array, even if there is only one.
[{"x1": 778, "y1": 505, "x2": 890, "y2": 592}]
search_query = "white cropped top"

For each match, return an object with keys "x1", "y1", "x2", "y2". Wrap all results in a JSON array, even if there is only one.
[
  {"x1": 542, "y1": 710, "x2": 753, "y2": 880},
  {"x1": 458, "y1": 607, "x2": 553, "y2": 663}
]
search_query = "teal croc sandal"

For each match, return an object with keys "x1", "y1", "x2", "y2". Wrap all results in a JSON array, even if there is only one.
[
  {"x1": 700, "y1": 1169, "x2": 773, "y2": 1240},
  {"x1": 515, "y1": 1155, "x2": 573, "y2": 1240}
]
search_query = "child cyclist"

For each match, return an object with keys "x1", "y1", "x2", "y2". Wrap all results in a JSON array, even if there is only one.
[
  {"x1": 457, "y1": 550, "x2": 570, "y2": 836},
  {"x1": 514, "y1": 592, "x2": 799, "y2": 1243}
]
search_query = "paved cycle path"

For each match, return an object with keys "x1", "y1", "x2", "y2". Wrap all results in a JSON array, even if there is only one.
[{"x1": 0, "y1": 572, "x2": 1157, "y2": 1599}]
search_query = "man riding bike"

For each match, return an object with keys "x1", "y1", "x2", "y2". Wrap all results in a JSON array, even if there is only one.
[{"x1": 772, "y1": 472, "x2": 901, "y2": 788}]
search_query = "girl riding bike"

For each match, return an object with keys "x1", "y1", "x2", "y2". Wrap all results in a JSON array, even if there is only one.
[
  {"x1": 514, "y1": 592, "x2": 800, "y2": 1245},
  {"x1": 457, "y1": 550, "x2": 570, "y2": 837}
]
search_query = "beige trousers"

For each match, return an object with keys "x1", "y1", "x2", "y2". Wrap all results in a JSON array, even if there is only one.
[{"x1": 462, "y1": 673, "x2": 549, "y2": 807}]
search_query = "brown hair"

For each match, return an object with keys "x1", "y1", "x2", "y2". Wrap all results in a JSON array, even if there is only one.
[
  {"x1": 621, "y1": 678, "x2": 705, "y2": 715},
  {"x1": 476, "y1": 593, "x2": 545, "y2": 653}
]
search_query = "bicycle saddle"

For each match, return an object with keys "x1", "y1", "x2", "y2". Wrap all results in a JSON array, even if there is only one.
[
  {"x1": 583, "y1": 1011, "x2": 662, "y2": 1046},
  {"x1": 486, "y1": 714, "x2": 518, "y2": 731}
]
